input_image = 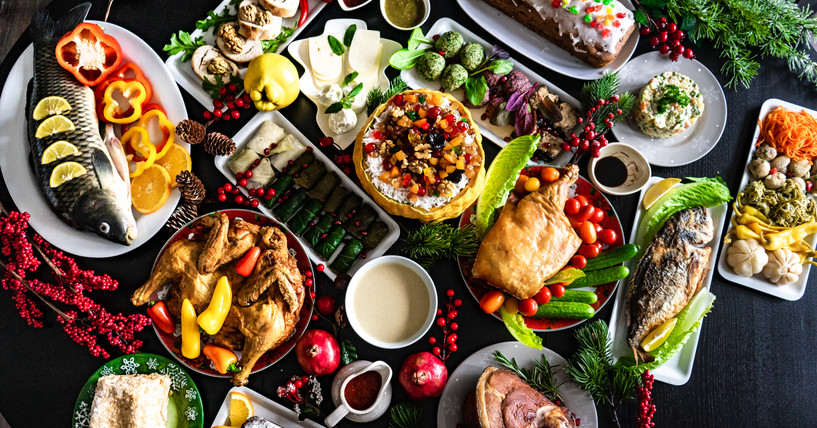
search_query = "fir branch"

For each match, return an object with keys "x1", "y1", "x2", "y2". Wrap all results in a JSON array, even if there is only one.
[
  {"x1": 388, "y1": 402, "x2": 423, "y2": 428},
  {"x1": 493, "y1": 351, "x2": 565, "y2": 403},
  {"x1": 401, "y1": 222, "x2": 479, "y2": 270},
  {"x1": 579, "y1": 71, "x2": 635, "y2": 127},
  {"x1": 261, "y1": 26, "x2": 295, "y2": 54},
  {"x1": 195, "y1": 8, "x2": 236, "y2": 32},
  {"x1": 366, "y1": 77, "x2": 410, "y2": 115}
]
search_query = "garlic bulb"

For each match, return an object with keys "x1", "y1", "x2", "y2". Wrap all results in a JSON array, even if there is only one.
[
  {"x1": 761, "y1": 248, "x2": 802, "y2": 285},
  {"x1": 726, "y1": 239, "x2": 768, "y2": 277}
]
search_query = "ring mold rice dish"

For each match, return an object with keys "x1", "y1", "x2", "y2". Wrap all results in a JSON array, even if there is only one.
[
  {"x1": 634, "y1": 71, "x2": 704, "y2": 139},
  {"x1": 353, "y1": 89, "x2": 485, "y2": 222}
]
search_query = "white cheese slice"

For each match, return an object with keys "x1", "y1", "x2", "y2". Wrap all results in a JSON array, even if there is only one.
[
  {"x1": 309, "y1": 36, "x2": 343, "y2": 82},
  {"x1": 348, "y1": 30, "x2": 381, "y2": 73}
]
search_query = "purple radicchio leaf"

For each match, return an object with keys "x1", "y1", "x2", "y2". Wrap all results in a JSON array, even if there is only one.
[
  {"x1": 505, "y1": 90, "x2": 527, "y2": 112},
  {"x1": 489, "y1": 44, "x2": 511, "y2": 61}
]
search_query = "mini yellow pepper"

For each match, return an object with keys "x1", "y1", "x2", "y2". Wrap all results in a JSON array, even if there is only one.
[
  {"x1": 197, "y1": 276, "x2": 232, "y2": 335},
  {"x1": 181, "y1": 298, "x2": 200, "y2": 359}
]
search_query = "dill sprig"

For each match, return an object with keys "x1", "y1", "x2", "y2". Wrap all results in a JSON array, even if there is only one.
[
  {"x1": 366, "y1": 77, "x2": 410, "y2": 115},
  {"x1": 563, "y1": 320, "x2": 639, "y2": 428},
  {"x1": 579, "y1": 71, "x2": 635, "y2": 126},
  {"x1": 401, "y1": 222, "x2": 479, "y2": 270},
  {"x1": 388, "y1": 401, "x2": 423, "y2": 428},
  {"x1": 493, "y1": 351, "x2": 565, "y2": 404}
]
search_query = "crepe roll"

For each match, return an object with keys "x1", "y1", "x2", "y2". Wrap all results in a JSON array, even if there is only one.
[
  {"x1": 247, "y1": 120, "x2": 287, "y2": 155},
  {"x1": 248, "y1": 158, "x2": 276, "y2": 188},
  {"x1": 228, "y1": 148, "x2": 261, "y2": 175}
]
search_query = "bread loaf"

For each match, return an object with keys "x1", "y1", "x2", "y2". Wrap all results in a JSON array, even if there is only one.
[{"x1": 482, "y1": 0, "x2": 636, "y2": 68}]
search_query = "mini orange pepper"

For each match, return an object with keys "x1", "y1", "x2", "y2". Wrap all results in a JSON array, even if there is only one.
[
  {"x1": 102, "y1": 80, "x2": 146, "y2": 124},
  {"x1": 203, "y1": 344, "x2": 240, "y2": 374}
]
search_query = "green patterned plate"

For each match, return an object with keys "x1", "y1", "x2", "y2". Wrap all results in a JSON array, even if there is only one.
[{"x1": 72, "y1": 353, "x2": 204, "y2": 428}]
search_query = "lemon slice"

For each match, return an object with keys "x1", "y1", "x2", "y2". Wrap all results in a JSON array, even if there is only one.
[
  {"x1": 49, "y1": 161, "x2": 87, "y2": 188},
  {"x1": 35, "y1": 115, "x2": 75, "y2": 139},
  {"x1": 229, "y1": 391, "x2": 254, "y2": 427},
  {"x1": 32, "y1": 96, "x2": 71, "y2": 120},
  {"x1": 41, "y1": 141, "x2": 79, "y2": 164},
  {"x1": 642, "y1": 178, "x2": 682, "y2": 210},
  {"x1": 640, "y1": 317, "x2": 677, "y2": 352}
]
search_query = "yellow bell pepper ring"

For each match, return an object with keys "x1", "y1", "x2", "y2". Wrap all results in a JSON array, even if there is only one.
[
  {"x1": 102, "y1": 80, "x2": 147, "y2": 124},
  {"x1": 137, "y1": 109, "x2": 176, "y2": 159},
  {"x1": 120, "y1": 126, "x2": 157, "y2": 178},
  {"x1": 244, "y1": 53, "x2": 300, "y2": 111},
  {"x1": 197, "y1": 276, "x2": 232, "y2": 335},
  {"x1": 181, "y1": 299, "x2": 201, "y2": 359}
]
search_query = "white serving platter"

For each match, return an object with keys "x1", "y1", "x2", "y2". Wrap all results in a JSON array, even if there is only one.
[
  {"x1": 211, "y1": 386, "x2": 324, "y2": 427},
  {"x1": 0, "y1": 21, "x2": 187, "y2": 258},
  {"x1": 165, "y1": 0, "x2": 327, "y2": 109},
  {"x1": 607, "y1": 176, "x2": 727, "y2": 385},
  {"x1": 288, "y1": 19, "x2": 402, "y2": 150},
  {"x1": 716, "y1": 98, "x2": 817, "y2": 301},
  {"x1": 454, "y1": 0, "x2": 639, "y2": 80},
  {"x1": 400, "y1": 17, "x2": 580, "y2": 149},
  {"x1": 214, "y1": 110, "x2": 400, "y2": 280}
]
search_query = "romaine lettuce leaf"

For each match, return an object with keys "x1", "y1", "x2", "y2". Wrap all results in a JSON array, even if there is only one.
[{"x1": 500, "y1": 306, "x2": 542, "y2": 349}]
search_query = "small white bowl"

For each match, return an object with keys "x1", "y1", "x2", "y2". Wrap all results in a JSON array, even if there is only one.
[
  {"x1": 338, "y1": 0, "x2": 374, "y2": 11},
  {"x1": 345, "y1": 256, "x2": 437, "y2": 349},
  {"x1": 380, "y1": 0, "x2": 431, "y2": 31},
  {"x1": 588, "y1": 143, "x2": 651, "y2": 195}
]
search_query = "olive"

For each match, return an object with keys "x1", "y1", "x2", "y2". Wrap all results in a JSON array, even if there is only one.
[
  {"x1": 426, "y1": 132, "x2": 445, "y2": 150},
  {"x1": 446, "y1": 170, "x2": 464, "y2": 183}
]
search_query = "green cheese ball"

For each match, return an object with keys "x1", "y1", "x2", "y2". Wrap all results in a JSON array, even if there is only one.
[
  {"x1": 459, "y1": 42, "x2": 485, "y2": 71},
  {"x1": 417, "y1": 51, "x2": 446, "y2": 81},
  {"x1": 434, "y1": 31, "x2": 464, "y2": 59},
  {"x1": 441, "y1": 64, "x2": 468, "y2": 91}
]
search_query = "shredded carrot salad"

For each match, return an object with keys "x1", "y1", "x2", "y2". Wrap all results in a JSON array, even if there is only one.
[{"x1": 756, "y1": 106, "x2": 817, "y2": 163}]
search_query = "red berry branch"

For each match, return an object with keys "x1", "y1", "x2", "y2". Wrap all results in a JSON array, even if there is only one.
[
  {"x1": 277, "y1": 374, "x2": 326, "y2": 420},
  {"x1": 636, "y1": 369, "x2": 656, "y2": 428},
  {"x1": 638, "y1": 16, "x2": 695, "y2": 61},
  {"x1": 428, "y1": 289, "x2": 461, "y2": 362},
  {"x1": 541, "y1": 95, "x2": 623, "y2": 163},
  {"x1": 0, "y1": 211, "x2": 150, "y2": 357},
  {"x1": 202, "y1": 82, "x2": 253, "y2": 123}
]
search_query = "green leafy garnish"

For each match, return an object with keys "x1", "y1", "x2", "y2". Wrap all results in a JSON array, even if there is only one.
[
  {"x1": 493, "y1": 351, "x2": 564, "y2": 403},
  {"x1": 163, "y1": 31, "x2": 205, "y2": 62},
  {"x1": 543, "y1": 267, "x2": 585, "y2": 286},
  {"x1": 580, "y1": 71, "x2": 635, "y2": 126},
  {"x1": 325, "y1": 83, "x2": 363, "y2": 114},
  {"x1": 407, "y1": 27, "x2": 434, "y2": 50},
  {"x1": 388, "y1": 402, "x2": 423, "y2": 428},
  {"x1": 195, "y1": 9, "x2": 236, "y2": 32},
  {"x1": 656, "y1": 84, "x2": 689, "y2": 114},
  {"x1": 261, "y1": 26, "x2": 295, "y2": 53},
  {"x1": 474, "y1": 135, "x2": 540, "y2": 238},
  {"x1": 464, "y1": 75, "x2": 487, "y2": 106},
  {"x1": 339, "y1": 336, "x2": 358, "y2": 365},
  {"x1": 402, "y1": 223, "x2": 479, "y2": 270},
  {"x1": 328, "y1": 35, "x2": 345, "y2": 56},
  {"x1": 388, "y1": 48, "x2": 427, "y2": 70},
  {"x1": 365, "y1": 77, "x2": 409, "y2": 115},
  {"x1": 500, "y1": 306, "x2": 542, "y2": 349},
  {"x1": 201, "y1": 74, "x2": 243, "y2": 99},
  {"x1": 343, "y1": 24, "x2": 357, "y2": 47},
  {"x1": 342, "y1": 71, "x2": 359, "y2": 87},
  {"x1": 472, "y1": 59, "x2": 513, "y2": 76}
]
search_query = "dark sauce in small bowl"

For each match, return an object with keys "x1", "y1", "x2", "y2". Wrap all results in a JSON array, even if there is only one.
[
  {"x1": 594, "y1": 156, "x2": 628, "y2": 188},
  {"x1": 344, "y1": 371, "x2": 382, "y2": 410}
]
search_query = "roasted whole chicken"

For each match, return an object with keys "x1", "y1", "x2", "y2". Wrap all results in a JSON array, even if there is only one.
[
  {"x1": 472, "y1": 164, "x2": 582, "y2": 299},
  {"x1": 131, "y1": 213, "x2": 305, "y2": 386}
]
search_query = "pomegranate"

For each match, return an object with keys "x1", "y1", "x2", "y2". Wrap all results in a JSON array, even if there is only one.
[
  {"x1": 398, "y1": 352, "x2": 448, "y2": 400},
  {"x1": 295, "y1": 329, "x2": 340, "y2": 376}
]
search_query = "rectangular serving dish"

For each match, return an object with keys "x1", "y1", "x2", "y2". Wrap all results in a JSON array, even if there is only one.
[
  {"x1": 165, "y1": 0, "x2": 327, "y2": 109},
  {"x1": 211, "y1": 386, "x2": 324, "y2": 427},
  {"x1": 716, "y1": 98, "x2": 817, "y2": 301},
  {"x1": 400, "y1": 17, "x2": 580, "y2": 149},
  {"x1": 607, "y1": 176, "x2": 727, "y2": 386},
  {"x1": 214, "y1": 110, "x2": 400, "y2": 280}
]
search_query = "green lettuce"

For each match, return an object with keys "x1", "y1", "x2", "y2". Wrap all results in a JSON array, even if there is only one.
[
  {"x1": 543, "y1": 267, "x2": 585, "y2": 286},
  {"x1": 500, "y1": 306, "x2": 542, "y2": 349},
  {"x1": 636, "y1": 177, "x2": 732, "y2": 247}
]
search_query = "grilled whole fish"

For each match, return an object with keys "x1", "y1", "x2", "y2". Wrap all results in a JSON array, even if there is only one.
[
  {"x1": 625, "y1": 206, "x2": 713, "y2": 363},
  {"x1": 25, "y1": 4, "x2": 137, "y2": 245}
]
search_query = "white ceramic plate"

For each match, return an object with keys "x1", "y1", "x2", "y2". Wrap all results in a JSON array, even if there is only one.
[
  {"x1": 610, "y1": 51, "x2": 727, "y2": 167},
  {"x1": 717, "y1": 98, "x2": 817, "y2": 301},
  {"x1": 165, "y1": 0, "x2": 327, "y2": 109},
  {"x1": 607, "y1": 176, "x2": 727, "y2": 385},
  {"x1": 213, "y1": 110, "x2": 400, "y2": 280},
  {"x1": 288, "y1": 19, "x2": 402, "y2": 150},
  {"x1": 455, "y1": 0, "x2": 638, "y2": 80},
  {"x1": 401, "y1": 18, "x2": 580, "y2": 149},
  {"x1": 436, "y1": 341, "x2": 597, "y2": 427},
  {"x1": 211, "y1": 386, "x2": 323, "y2": 427},
  {"x1": 0, "y1": 21, "x2": 187, "y2": 258}
]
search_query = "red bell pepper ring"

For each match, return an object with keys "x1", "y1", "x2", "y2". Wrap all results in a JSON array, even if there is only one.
[
  {"x1": 236, "y1": 246, "x2": 262, "y2": 277},
  {"x1": 113, "y1": 62, "x2": 153, "y2": 105},
  {"x1": 55, "y1": 23, "x2": 123, "y2": 87},
  {"x1": 298, "y1": 0, "x2": 309, "y2": 27},
  {"x1": 146, "y1": 301, "x2": 175, "y2": 334}
]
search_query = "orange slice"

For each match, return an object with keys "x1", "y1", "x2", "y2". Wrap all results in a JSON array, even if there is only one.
[
  {"x1": 229, "y1": 391, "x2": 254, "y2": 427},
  {"x1": 155, "y1": 143, "x2": 191, "y2": 188},
  {"x1": 130, "y1": 164, "x2": 171, "y2": 214}
]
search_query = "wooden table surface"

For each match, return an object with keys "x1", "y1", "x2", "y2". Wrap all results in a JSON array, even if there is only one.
[{"x1": 1, "y1": 1, "x2": 817, "y2": 427}]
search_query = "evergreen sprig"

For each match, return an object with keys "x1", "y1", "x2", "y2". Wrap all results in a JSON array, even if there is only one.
[
  {"x1": 366, "y1": 77, "x2": 410, "y2": 115},
  {"x1": 579, "y1": 71, "x2": 635, "y2": 127},
  {"x1": 493, "y1": 351, "x2": 565, "y2": 404},
  {"x1": 401, "y1": 222, "x2": 479, "y2": 270},
  {"x1": 388, "y1": 402, "x2": 423, "y2": 428}
]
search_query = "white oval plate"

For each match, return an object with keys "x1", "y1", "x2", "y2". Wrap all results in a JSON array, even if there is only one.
[
  {"x1": 610, "y1": 51, "x2": 727, "y2": 167},
  {"x1": 455, "y1": 0, "x2": 638, "y2": 80},
  {"x1": 437, "y1": 341, "x2": 597, "y2": 427},
  {"x1": 0, "y1": 21, "x2": 188, "y2": 258},
  {"x1": 288, "y1": 19, "x2": 402, "y2": 150}
]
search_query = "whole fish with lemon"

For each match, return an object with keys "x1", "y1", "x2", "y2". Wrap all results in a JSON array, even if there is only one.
[{"x1": 25, "y1": 4, "x2": 137, "y2": 245}]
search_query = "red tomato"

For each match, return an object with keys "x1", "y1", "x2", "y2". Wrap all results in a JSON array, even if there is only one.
[
  {"x1": 479, "y1": 291, "x2": 505, "y2": 314},
  {"x1": 569, "y1": 216, "x2": 583, "y2": 229},
  {"x1": 575, "y1": 195, "x2": 590, "y2": 207},
  {"x1": 579, "y1": 221, "x2": 597, "y2": 244},
  {"x1": 533, "y1": 287, "x2": 552, "y2": 305},
  {"x1": 541, "y1": 167, "x2": 560, "y2": 183},
  {"x1": 576, "y1": 205, "x2": 596, "y2": 222},
  {"x1": 564, "y1": 198, "x2": 580, "y2": 215},
  {"x1": 514, "y1": 175, "x2": 529, "y2": 195},
  {"x1": 590, "y1": 208, "x2": 605, "y2": 223},
  {"x1": 549, "y1": 283, "x2": 566, "y2": 298},
  {"x1": 571, "y1": 255, "x2": 587, "y2": 269},
  {"x1": 594, "y1": 222, "x2": 604, "y2": 233},
  {"x1": 599, "y1": 229, "x2": 618, "y2": 245},
  {"x1": 579, "y1": 243, "x2": 601, "y2": 259},
  {"x1": 518, "y1": 298, "x2": 539, "y2": 317}
]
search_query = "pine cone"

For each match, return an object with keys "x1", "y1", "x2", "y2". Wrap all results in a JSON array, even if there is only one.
[
  {"x1": 203, "y1": 132, "x2": 236, "y2": 156},
  {"x1": 165, "y1": 202, "x2": 198, "y2": 231},
  {"x1": 176, "y1": 170, "x2": 205, "y2": 204},
  {"x1": 176, "y1": 119, "x2": 206, "y2": 145}
]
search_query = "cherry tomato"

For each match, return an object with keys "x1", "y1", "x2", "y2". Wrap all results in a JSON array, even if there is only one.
[
  {"x1": 524, "y1": 176, "x2": 541, "y2": 192},
  {"x1": 564, "y1": 198, "x2": 580, "y2": 215},
  {"x1": 576, "y1": 205, "x2": 596, "y2": 222},
  {"x1": 541, "y1": 167, "x2": 560, "y2": 183},
  {"x1": 533, "y1": 287, "x2": 551, "y2": 305},
  {"x1": 571, "y1": 255, "x2": 587, "y2": 269},
  {"x1": 599, "y1": 229, "x2": 618, "y2": 245},
  {"x1": 575, "y1": 195, "x2": 590, "y2": 207},
  {"x1": 590, "y1": 208, "x2": 605, "y2": 223},
  {"x1": 479, "y1": 291, "x2": 505, "y2": 314},
  {"x1": 518, "y1": 298, "x2": 539, "y2": 317},
  {"x1": 595, "y1": 222, "x2": 604, "y2": 233},
  {"x1": 504, "y1": 297, "x2": 519, "y2": 315},
  {"x1": 569, "y1": 216, "x2": 583, "y2": 229},
  {"x1": 579, "y1": 221, "x2": 597, "y2": 244},
  {"x1": 549, "y1": 283, "x2": 566, "y2": 298},
  {"x1": 579, "y1": 243, "x2": 601, "y2": 259},
  {"x1": 514, "y1": 175, "x2": 529, "y2": 195}
]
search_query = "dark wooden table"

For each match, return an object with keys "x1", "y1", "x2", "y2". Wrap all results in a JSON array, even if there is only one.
[{"x1": 1, "y1": 1, "x2": 817, "y2": 427}]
